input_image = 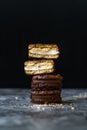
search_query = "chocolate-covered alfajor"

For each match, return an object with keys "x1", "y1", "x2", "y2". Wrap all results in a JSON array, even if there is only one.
[{"x1": 31, "y1": 74, "x2": 63, "y2": 104}]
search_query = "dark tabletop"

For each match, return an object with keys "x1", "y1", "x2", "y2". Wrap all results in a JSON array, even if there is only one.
[{"x1": 0, "y1": 89, "x2": 87, "y2": 130}]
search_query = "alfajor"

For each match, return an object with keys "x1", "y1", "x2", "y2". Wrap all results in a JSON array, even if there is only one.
[
  {"x1": 24, "y1": 60, "x2": 54, "y2": 75},
  {"x1": 28, "y1": 43, "x2": 59, "y2": 59}
]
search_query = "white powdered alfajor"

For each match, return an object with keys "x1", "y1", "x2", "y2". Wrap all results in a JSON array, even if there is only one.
[
  {"x1": 24, "y1": 60, "x2": 54, "y2": 75},
  {"x1": 28, "y1": 43, "x2": 60, "y2": 59}
]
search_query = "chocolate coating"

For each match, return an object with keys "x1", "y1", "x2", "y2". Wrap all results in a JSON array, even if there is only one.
[
  {"x1": 31, "y1": 90, "x2": 61, "y2": 95},
  {"x1": 32, "y1": 74, "x2": 63, "y2": 80},
  {"x1": 31, "y1": 74, "x2": 63, "y2": 104}
]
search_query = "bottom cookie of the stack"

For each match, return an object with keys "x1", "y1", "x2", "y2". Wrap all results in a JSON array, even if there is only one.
[{"x1": 31, "y1": 95, "x2": 62, "y2": 104}]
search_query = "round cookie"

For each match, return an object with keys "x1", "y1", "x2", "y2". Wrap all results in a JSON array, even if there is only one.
[
  {"x1": 28, "y1": 43, "x2": 60, "y2": 59},
  {"x1": 24, "y1": 60, "x2": 54, "y2": 75}
]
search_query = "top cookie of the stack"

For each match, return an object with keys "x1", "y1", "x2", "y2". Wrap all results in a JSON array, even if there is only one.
[{"x1": 28, "y1": 43, "x2": 60, "y2": 59}]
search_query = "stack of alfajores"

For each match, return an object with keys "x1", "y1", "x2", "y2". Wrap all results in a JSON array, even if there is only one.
[{"x1": 24, "y1": 44, "x2": 63, "y2": 104}]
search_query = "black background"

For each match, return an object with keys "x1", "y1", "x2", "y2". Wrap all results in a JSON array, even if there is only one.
[{"x1": 0, "y1": 0, "x2": 87, "y2": 88}]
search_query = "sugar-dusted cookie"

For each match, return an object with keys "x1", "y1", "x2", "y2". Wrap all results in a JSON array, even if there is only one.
[
  {"x1": 28, "y1": 43, "x2": 59, "y2": 59},
  {"x1": 24, "y1": 60, "x2": 54, "y2": 75}
]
